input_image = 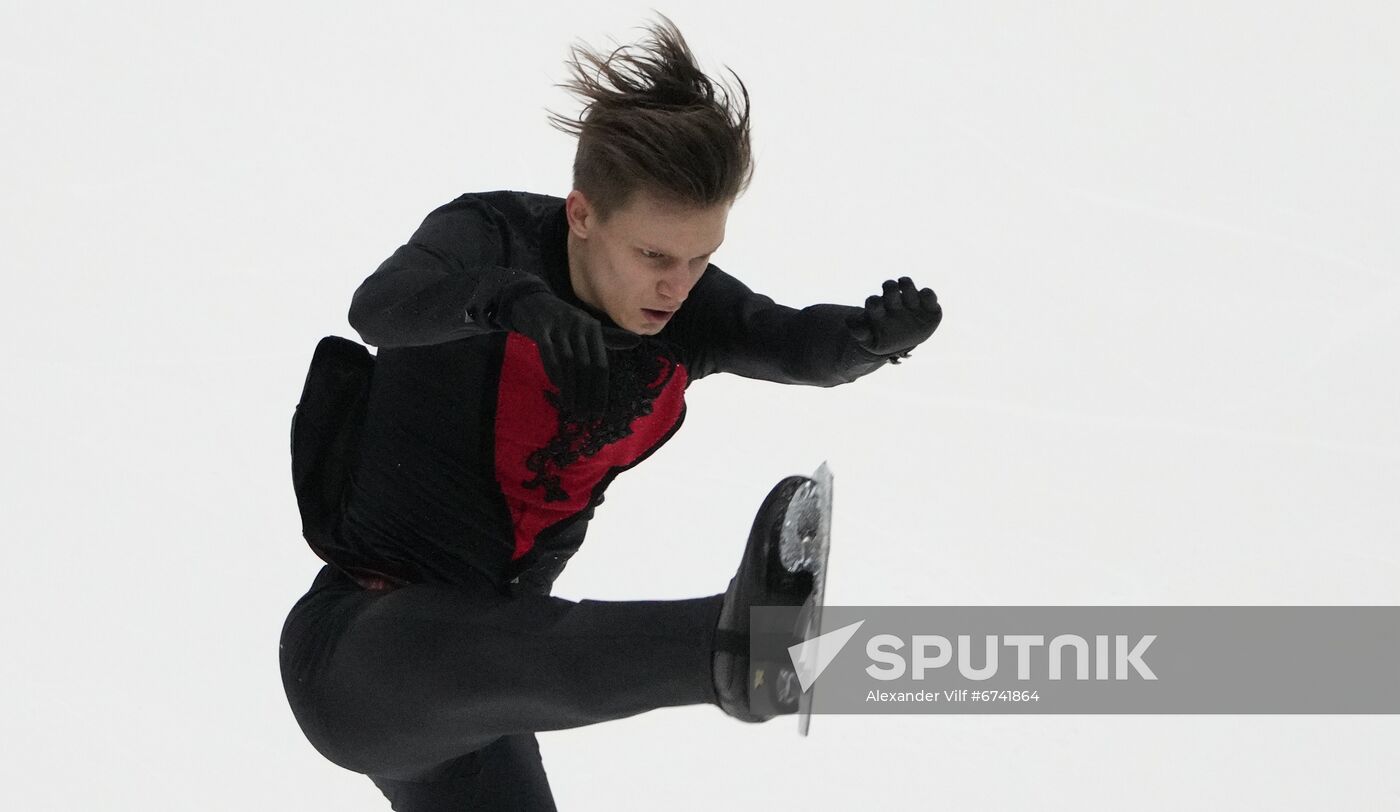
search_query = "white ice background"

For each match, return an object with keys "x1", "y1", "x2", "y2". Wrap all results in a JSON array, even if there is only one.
[{"x1": 2, "y1": 1, "x2": 1397, "y2": 809}]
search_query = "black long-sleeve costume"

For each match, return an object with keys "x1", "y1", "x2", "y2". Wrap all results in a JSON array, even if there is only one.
[
  {"x1": 330, "y1": 189, "x2": 888, "y2": 596},
  {"x1": 281, "y1": 189, "x2": 896, "y2": 808}
]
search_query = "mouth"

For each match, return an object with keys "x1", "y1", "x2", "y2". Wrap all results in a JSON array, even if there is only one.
[{"x1": 641, "y1": 308, "x2": 675, "y2": 322}]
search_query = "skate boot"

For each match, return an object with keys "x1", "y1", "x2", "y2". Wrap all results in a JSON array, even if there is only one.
[{"x1": 713, "y1": 476, "x2": 818, "y2": 723}]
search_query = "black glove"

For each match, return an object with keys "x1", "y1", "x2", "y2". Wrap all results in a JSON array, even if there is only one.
[
  {"x1": 846, "y1": 277, "x2": 941, "y2": 363},
  {"x1": 496, "y1": 290, "x2": 639, "y2": 419}
]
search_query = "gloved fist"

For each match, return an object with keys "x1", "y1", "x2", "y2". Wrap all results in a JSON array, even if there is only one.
[
  {"x1": 846, "y1": 277, "x2": 941, "y2": 362},
  {"x1": 497, "y1": 290, "x2": 639, "y2": 419}
]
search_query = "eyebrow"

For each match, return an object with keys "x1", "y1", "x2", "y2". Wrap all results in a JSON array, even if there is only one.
[{"x1": 642, "y1": 242, "x2": 722, "y2": 260}]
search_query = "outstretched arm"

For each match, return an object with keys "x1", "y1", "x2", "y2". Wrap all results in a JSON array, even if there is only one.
[{"x1": 670, "y1": 268, "x2": 941, "y2": 387}]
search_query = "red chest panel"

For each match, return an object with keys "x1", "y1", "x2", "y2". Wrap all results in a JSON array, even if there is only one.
[{"x1": 493, "y1": 332, "x2": 687, "y2": 560}]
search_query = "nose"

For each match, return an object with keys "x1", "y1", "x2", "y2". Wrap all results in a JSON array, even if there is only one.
[{"x1": 657, "y1": 271, "x2": 691, "y2": 305}]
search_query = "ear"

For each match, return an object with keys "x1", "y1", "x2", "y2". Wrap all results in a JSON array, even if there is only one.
[{"x1": 565, "y1": 189, "x2": 594, "y2": 238}]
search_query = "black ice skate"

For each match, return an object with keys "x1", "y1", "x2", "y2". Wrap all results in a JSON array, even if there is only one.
[{"x1": 713, "y1": 465, "x2": 832, "y2": 726}]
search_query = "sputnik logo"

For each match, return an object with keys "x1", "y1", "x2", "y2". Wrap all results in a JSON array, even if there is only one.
[{"x1": 786, "y1": 620, "x2": 865, "y2": 691}]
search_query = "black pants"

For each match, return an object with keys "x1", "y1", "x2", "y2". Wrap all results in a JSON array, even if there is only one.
[{"x1": 279, "y1": 563, "x2": 726, "y2": 810}]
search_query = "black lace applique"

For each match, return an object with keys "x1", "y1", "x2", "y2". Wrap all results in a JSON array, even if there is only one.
[{"x1": 522, "y1": 341, "x2": 679, "y2": 502}]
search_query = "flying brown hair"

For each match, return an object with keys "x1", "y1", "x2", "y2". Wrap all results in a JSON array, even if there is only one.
[{"x1": 545, "y1": 11, "x2": 755, "y2": 223}]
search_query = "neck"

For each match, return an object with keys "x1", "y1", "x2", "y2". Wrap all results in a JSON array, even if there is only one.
[{"x1": 566, "y1": 229, "x2": 598, "y2": 310}]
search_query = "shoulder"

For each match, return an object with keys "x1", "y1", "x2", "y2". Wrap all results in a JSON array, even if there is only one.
[
  {"x1": 465, "y1": 189, "x2": 565, "y2": 227},
  {"x1": 413, "y1": 190, "x2": 564, "y2": 261},
  {"x1": 661, "y1": 264, "x2": 753, "y2": 341},
  {"x1": 685, "y1": 263, "x2": 762, "y2": 309}
]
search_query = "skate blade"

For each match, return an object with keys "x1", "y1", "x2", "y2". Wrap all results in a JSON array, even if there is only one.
[{"x1": 776, "y1": 463, "x2": 832, "y2": 737}]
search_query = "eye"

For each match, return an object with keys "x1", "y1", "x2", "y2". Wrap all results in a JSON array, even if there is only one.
[{"x1": 641, "y1": 249, "x2": 665, "y2": 260}]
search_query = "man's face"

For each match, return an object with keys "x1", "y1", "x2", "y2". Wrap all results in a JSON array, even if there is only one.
[{"x1": 564, "y1": 187, "x2": 729, "y2": 335}]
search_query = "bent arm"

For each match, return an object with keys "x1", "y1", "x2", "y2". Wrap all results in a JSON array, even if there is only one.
[{"x1": 347, "y1": 196, "x2": 551, "y2": 348}]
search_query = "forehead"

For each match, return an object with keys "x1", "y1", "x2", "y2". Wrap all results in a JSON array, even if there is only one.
[{"x1": 615, "y1": 192, "x2": 728, "y2": 255}]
